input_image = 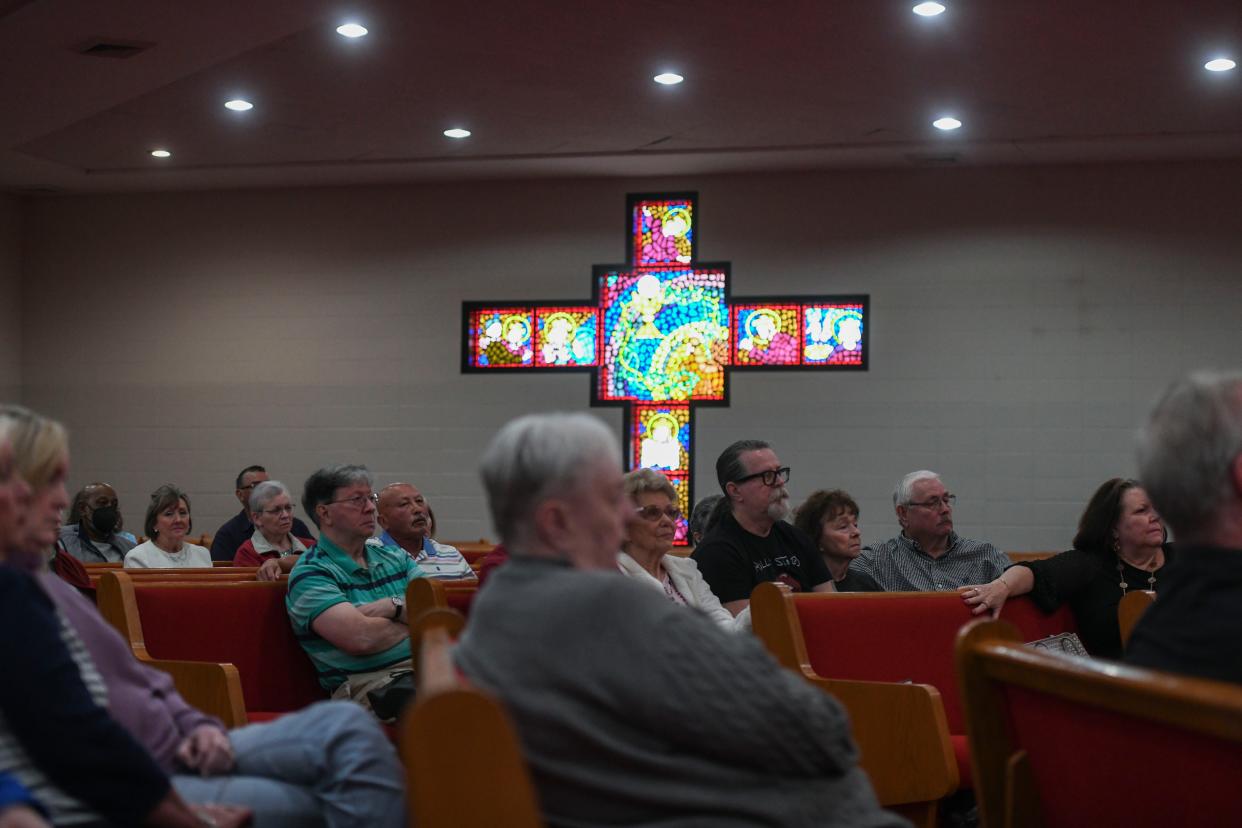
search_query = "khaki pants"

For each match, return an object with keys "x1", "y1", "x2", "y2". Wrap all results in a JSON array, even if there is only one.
[{"x1": 331, "y1": 660, "x2": 414, "y2": 718}]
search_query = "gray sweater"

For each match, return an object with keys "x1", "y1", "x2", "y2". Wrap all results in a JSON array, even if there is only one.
[{"x1": 454, "y1": 557, "x2": 907, "y2": 828}]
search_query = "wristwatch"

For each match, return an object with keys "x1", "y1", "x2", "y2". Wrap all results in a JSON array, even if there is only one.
[{"x1": 390, "y1": 596, "x2": 405, "y2": 620}]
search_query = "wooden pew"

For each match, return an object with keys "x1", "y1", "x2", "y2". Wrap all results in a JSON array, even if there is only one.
[
  {"x1": 87, "y1": 566, "x2": 262, "y2": 588},
  {"x1": 1005, "y1": 551, "x2": 1059, "y2": 564},
  {"x1": 407, "y1": 577, "x2": 479, "y2": 619},
  {"x1": 1118, "y1": 589, "x2": 1155, "y2": 649},
  {"x1": 751, "y1": 583, "x2": 957, "y2": 827},
  {"x1": 750, "y1": 585, "x2": 1078, "y2": 802},
  {"x1": 403, "y1": 609, "x2": 543, "y2": 828},
  {"x1": 956, "y1": 618, "x2": 1242, "y2": 827},
  {"x1": 96, "y1": 572, "x2": 325, "y2": 727}
]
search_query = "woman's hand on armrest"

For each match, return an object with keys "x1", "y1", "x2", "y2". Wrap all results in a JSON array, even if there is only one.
[{"x1": 959, "y1": 565, "x2": 1034, "y2": 618}]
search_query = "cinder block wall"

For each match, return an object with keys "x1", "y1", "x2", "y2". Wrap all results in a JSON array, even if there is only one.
[
  {"x1": 0, "y1": 194, "x2": 21, "y2": 403},
  {"x1": 16, "y1": 161, "x2": 1242, "y2": 550}
]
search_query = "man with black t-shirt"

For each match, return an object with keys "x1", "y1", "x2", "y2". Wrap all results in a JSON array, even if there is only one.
[{"x1": 693, "y1": 440, "x2": 835, "y2": 618}]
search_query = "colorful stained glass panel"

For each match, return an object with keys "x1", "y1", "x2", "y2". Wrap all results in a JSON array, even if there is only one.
[
  {"x1": 534, "y1": 307, "x2": 598, "y2": 367},
  {"x1": 467, "y1": 308, "x2": 535, "y2": 368},
  {"x1": 803, "y1": 303, "x2": 865, "y2": 365},
  {"x1": 632, "y1": 198, "x2": 694, "y2": 267},
  {"x1": 598, "y1": 268, "x2": 729, "y2": 402},
  {"x1": 631, "y1": 404, "x2": 691, "y2": 473},
  {"x1": 732, "y1": 304, "x2": 802, "y2": 365}
]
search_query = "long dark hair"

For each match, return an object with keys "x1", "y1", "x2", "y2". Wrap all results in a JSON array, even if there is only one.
[{"x1": 1072, "y1": 478, "x2": 1138, "y2": 556}]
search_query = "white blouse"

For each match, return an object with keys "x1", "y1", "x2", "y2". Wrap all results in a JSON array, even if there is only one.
[{"x1": 124, "y1": 540, "x2": 213, "y2": 569}]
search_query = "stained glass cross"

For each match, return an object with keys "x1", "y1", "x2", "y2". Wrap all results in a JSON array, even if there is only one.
[{"x1": 462, "y1": 192, "x2": 868, "y2": 544}]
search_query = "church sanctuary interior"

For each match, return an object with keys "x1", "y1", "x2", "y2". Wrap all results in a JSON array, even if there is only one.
[
  {"x1": 3, "y1": 2, "x2": 1242, "y2": 825},
  {"x1": 1, "y1": 0, "x2": 1239, "y2": 546}
]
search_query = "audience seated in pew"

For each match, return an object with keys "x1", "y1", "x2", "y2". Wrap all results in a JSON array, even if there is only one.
[
  {"x1": 1127, "y1": 371, "x2": 1242, "y2": 684},
  {"x1": 124, "y1": 485, "x2": 213, "y2": 569},
  {"x1": 794, "y1": 489, "x2": 882, "y2": 592},
  {"x1": 211, "y1": 465, "x2": 315, "y2": 562},
  {"x1": 0, "y1": 405, "x2": 408, "y2": 827},
  {"x1": 617, "y1": 468, "x2": 745, "y2": 631},
  {"x1": 57, "y1": 481, "x2": 136, "y2": 563},
  {"x1": 286, "y1": 464, "x2": 426, "y2": 717},
  {"x1": 960, "y1": 477, "x2": 1172, "y2": 659},
  {"x1": 853, "y1": 470, "x2": 1010, "y2": 592},
  {"x1": 692, "y1": 439, "x2": 834, "y2": 619},
  {"x1": 233, "y1": 480, "x2": 315, "y2": 580},
  {"x1": 454, "y1": 412, "x2": 905, "y2": 827},
  {"x1": 375, "y1": 482, "x2": 475, "y2": 580}
]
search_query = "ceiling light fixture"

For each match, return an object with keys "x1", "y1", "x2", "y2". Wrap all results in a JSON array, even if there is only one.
[
  {"x1": 443, "y1": 128, "x2": 472, "y2": 139},
  {"x1": 336, "y1": 23, "x2": 368, "y2": 38},
  {"x1": 150, "y1": 149, "x2": 171, "y2": 158},
  {"x1": 1204, "y1": 57, "x2": 1236, "y2": 72},
  {"x1": 224, "y1": 99, "x2": 254, "y2": 111},
  {"x1": 653, "y1": 72, "x2": 684, "y2": 85},
  {"x1": 912, "y1": 2, "x2": 946, "y2": 16},
  {"x1": 933, "y1": 116, "x2": 962, "y2": 130}
]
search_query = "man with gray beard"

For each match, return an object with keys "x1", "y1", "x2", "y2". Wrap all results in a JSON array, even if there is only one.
[{"x1": 692, "y1": 440, "x2": 835, "y2": 617}]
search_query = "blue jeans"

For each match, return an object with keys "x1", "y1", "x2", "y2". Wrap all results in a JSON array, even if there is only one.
[{"x1": 172, "y1": 701, "x2": 404, "y2": 828}]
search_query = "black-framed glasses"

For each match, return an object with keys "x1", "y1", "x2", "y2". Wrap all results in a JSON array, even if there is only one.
[
  {"x1": 326, "y1": 493, "x2": 379, "y2": 510},
  {"x1": 906, "y1": 494, "x2": 956, "y2": 510},
  {"x1": 635, "y1": 505, "x2": 682, "y2": 522},
  {"x1": 733, "y1": 466, "x2": 791, "y2": 487}
]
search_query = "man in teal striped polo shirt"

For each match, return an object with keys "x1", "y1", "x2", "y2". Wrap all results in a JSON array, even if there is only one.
[{"x1": 286, "y1": 464, "x2": 424, "y2": 713}]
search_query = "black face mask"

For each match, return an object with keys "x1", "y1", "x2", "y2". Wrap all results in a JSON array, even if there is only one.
[{"x1": 89, "y1": 505, "x2": 119, "y2": 536}]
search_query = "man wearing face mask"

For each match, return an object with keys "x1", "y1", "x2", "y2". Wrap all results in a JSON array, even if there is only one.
[
  {"x1": 692, "y1": 440, "x2": 835, "y2": 619},
  {"x1": 57, "y1": 483, "x2": 135, "y2": 564}
]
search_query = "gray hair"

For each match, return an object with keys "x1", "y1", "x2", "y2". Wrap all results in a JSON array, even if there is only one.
[
  {"x1": 479, "y1": 412, "x2": 620, "y2": 547},
  {"x1": 249, "y1": 480, "x2": 291, "y2": 515},
  {"x1": 622, "y1": 468, "x2": 677, "y2": 503},
  {"x1": 689, "y1": 494, "x2": 724, "y2": 541},
  {"x1": 301, "y1": 464, "x2": 374, "y2": 528},
  {"x1": 1137, "y1": 371, "x2": 1242, "y2": 538},
  {"x1": 715, "y1": 439, "x2": 771, "y2": 492},
  {"x1": 894, "y1": 470, "x2": 941, "y2": 508}
]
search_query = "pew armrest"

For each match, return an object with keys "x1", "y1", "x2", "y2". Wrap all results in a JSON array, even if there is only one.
[
  {"x1": 138, "y1": 655, "x2": 249, "y2": 729},
  {"x1": 812, "y1": 677, "x2": 960, "y2": 806}
]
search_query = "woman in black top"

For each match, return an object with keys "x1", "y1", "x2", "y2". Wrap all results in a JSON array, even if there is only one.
[{"x1": 961, "y1": 477, "x2": 1171, "y2": 659}]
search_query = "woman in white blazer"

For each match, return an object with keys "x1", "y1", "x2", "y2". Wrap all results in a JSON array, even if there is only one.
[{"x1": 618, "y1": 468, "x2": 748, "y2": 631}]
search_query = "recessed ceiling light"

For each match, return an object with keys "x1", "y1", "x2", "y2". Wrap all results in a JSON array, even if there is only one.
[
  {"x1": 912, "y1": 2, "x2": 946, "y2": 16},
  {"x1": 653, "y1": 72, "x2": 684, "y2": 85},
  {"x1": 336, "y1": 23, "x2": 368, "y2": 38},
  {"x1": 224, "y1": 99, "x2": 254, "y2": 111},
  {"x1": 933, "y1": 116, "x2": 962, "y2": 130},
  {"x1": 443, "y1": 128, "x2": 472, "y2": 139},
  {"x1": 150, "y1": 149, "x2": 171, "y2": 158},
  {"x1": 1205, "y1": 57, "x2": 1237, "y2": 72}
]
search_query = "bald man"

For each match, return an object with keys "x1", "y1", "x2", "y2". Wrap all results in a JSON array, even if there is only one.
[
  {"x1": 58, "y1": 483, "x2": 136, "y2": 563},
  {"x1": 373, "y1": 483, "x2": 475, "y2": 580}
]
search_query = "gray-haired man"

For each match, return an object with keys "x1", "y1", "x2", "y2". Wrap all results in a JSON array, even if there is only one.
[
  {"x1": 1127, "y1": 371, "x2": 1242, "y2": 684},
  {"x1": 453, "y1": 413, "x2": 905, "y2": 828},
  {"x1": 852, "y1": 470, "x2": 1009, "y2": 591}
]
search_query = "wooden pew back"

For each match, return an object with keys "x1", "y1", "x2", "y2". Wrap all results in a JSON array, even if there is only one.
[
  {"x1": 403, "y1": 609, "x2": 543, "y2": 828},
  {"x1": 407, "y1": 577, "x2": 479, "y2": 620},
  {"x1": 956, "y1": 619, "x2": 1242, "y2": 827},
  {"x1": 97, "y1": 572, "x2": 325, "y2": 716},
  {"x1": 753, "y1": 588, "x2": 1076, "y2": 733}
]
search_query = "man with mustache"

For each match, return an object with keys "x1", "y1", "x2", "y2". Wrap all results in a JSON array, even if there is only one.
[
  {"x1": 373, "y1": 483, "x2": 475, "y2": 580},
  {"x1": 692, "y1": 440, "x2": 835, "y2": 619},
  {"x1": 57, "y1": 482, "x2": 135, "y2": 563},
  {"x1": 852, "y1": 470, "x2": 1009, "y2": 591}
]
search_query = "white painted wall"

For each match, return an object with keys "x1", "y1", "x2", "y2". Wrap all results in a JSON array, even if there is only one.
[
  {"x1": 16, "y1": 161, "x2": 1242, "y2": 550},
  {"x1": 0, "y1": 194, "x2": 21, "y2": 402}
]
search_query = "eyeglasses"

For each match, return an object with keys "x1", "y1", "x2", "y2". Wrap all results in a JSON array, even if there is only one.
[
  {"x1": 733, "y1": 467, "x2": 791, "y2": 487},
  {"x1": 635, "y1": 505, "x2": 682, "y2": 522},
  {"x1": 326, "y1": 493, "x2": 379, "y2": 510},
  {"x1": 906, "y1": 494, "x2": 956, "y2": 510},
  {"x1": 260, "y1": 505, "x2": 295, "y2": 516}
]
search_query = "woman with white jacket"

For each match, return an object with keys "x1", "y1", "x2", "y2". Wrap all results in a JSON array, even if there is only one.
[{"x1": 618, "y1": 468, "x2": 749, "y2": 631}]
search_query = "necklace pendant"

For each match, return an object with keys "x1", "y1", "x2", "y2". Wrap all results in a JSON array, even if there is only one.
[{"x1": 1119, "y1": 581, "x2": 1128, "y2": 590}]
